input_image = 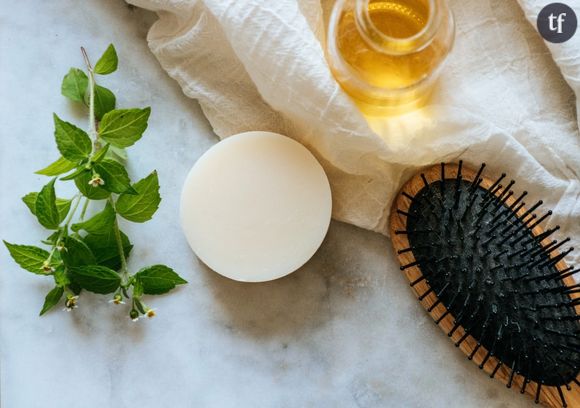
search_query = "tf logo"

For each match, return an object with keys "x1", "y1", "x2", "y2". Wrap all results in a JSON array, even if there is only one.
[{"x1": 537, "y1": 3, "x2": 577, "y2": 43}]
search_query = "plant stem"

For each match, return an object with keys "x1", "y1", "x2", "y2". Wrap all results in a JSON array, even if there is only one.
[
  {"x1": 108, "y1": 197, "x2": 129, "y2": 284},
  {"x1": 83, "y1": 47, "x2": 128, "y2": 285},
  {"x1": 81, "y1": 47, "x2": 98, "y2": 146},
  {"x1": 47, "y1": 194, "x2": 82, "y2": 263},
  {"x1": 64, "y1": 194, "x2": 82, "y2": 227},
  {"x1": 79, "y1": 197, "x2": 90, "y2": 221}
]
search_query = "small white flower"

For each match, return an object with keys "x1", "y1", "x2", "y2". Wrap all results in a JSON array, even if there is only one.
[
  {"x1": 88, "y1": 174, "x2": 105, "y2": 188},
  {"x1": 41, "y1": 261, "x2": 55, "y2": 274},
  {"x1": 145, "y1": 308, "x2": 156, "y2": 319},
  {"x1": 64, "y1": 295, "x2": 79, "y2": 311}
]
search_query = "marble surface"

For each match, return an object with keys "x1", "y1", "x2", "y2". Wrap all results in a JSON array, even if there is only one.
[{"x1": 0, "y1": 1, "x2": 533, "y2": 407}]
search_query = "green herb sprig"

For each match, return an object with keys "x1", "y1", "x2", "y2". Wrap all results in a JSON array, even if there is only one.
[{"x1": 4, "y1": 44, "x2": 186, "y2": 320}]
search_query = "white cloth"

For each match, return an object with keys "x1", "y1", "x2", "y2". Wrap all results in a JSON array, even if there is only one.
[{"x1": 127, "y1": 0, "x2": 580, "y2": 257}]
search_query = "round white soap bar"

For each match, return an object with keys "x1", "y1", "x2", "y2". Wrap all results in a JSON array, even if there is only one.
[{"x1": 180, "y1": 131, "x2": 332, "y2": 282}]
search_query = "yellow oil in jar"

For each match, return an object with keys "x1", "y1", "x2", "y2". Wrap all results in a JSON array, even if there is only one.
[{"x1": 329, "y1": 0, "x2": 454, "y2": 115}]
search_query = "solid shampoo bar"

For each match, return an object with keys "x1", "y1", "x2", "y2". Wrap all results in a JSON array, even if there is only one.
[{"x1": 180, "y1": 131, "x2": 332, "y2": 282}]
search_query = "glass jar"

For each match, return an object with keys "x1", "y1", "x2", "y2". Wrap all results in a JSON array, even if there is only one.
[{"x1": 326, "y1": 0, "x2": 455, "y2": 115}]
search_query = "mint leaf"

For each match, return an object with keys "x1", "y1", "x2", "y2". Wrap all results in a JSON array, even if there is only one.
[
  {"x1": 61, "y1": 68, "x2": 88, "y2": 102},
  {"x1": 74, "y1": 171, "x2": 110, "y2": 200},
  {"x1": 53, "y1": 114, "x2": 92, "y2": 161},
  {"x1": 99, "y1": 108, "x2": 151, "y2": 148},
  {"x1": 94, "y1": 159, "x2": 136, "y2": 194},
  {"x1": 94, "y1": 44, "x2": 118, "y2": 75},
  {"x1": 92, "y1": 85, "x2": 116, "y2": 121},
  {"x1": 21, "y1": 192, "x2": 37, "y2": 214},
  {"x1": 35, "y1": 179, "x2": 61, "y2": 229},
  {"x1": 90, "y1": 144, "x2": 110, "y2": 164},
  {"x1": 133, "y1": 279, "x2": 144, "y2": 298},
  {"x1": 69, "y1": 265, "x2": 121, "y2": 294},
  {"x1": 57, "y1": 199, "x2": 72, "y2": 222},
  {"x1": 42, "y1": 231, "x2": 61, "y2": 246},
  {"x1": 22, "y1": 192, "x2": 71, "y2": 223},
  {"x1": 3, "y1": 241, "x2": 51, "y2": 274},
  {"x1": 35, "y1": 157, "x2": 77, "y2": 176},
  {"x1": 71, "y1": 202, "x2": 115, "y2": 235},
  {"x1": 60, "y1": 166, "x2": 89, "y2": 181},
  {"x1": 135, "y1": 265, "x2": 186, "y2": 295},
  {"x1": 54, "y1": 266, "x2": 70, "y2": 287},
  {"x1": 106, "y1": 145, "x2": 128, "y2": 164},
  {"x1": 40, "y1": 286, "x2": 64, "y2": 316},
  {"x1": 61, "y1": 236, "x2": 96, "y2": 267},
  {"x1": 84, "y1": 229, "x2": 132, "y2": 270},
  {"x1": 116, "y1": 171, "x2": 161, "y2": 222}
]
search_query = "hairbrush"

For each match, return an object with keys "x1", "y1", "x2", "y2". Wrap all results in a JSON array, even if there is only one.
[{"x1": 389, "y1": 162, "x2": 580, "y2": 407}]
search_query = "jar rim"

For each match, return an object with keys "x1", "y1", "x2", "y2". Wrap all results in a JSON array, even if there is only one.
[{"x1": 355, "y1": 0, "x2": 440, "y2": 55}]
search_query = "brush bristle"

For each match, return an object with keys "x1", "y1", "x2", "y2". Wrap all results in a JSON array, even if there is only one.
[{"x1": 403, "y1": 165, "x2": 580, "y2": 388}]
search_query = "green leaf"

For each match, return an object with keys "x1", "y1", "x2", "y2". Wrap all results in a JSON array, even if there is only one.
[
  {"x1": 116, "y1": 171, "x2": 161, "y2": 222},
  {"x1": 60, "y1": 166, "x2": 89, "y2": 181},
  {"x1": 99, "y1": 107, "x2": 151, "y2": 148},
  {"x1": 35, "y1": 156, "x2": 77, "y2": 176},
  {"x1": 71, "y1": 202, "x2": 115, "y2": 235},
  {"x1": 56, "y1": 198, "x2": 71, "y2": 222},
  {"x1": 94, "y1": 44, "x2": 118, "y2": 75},
  {"x1": 21, "y1": 193, "x2": 36, "y2": 214},
  {"x1": 22, "y1": 193, "x2": 71, "y2": 222},
  {"x1": 40, "y1": 286, "x2": 64, "y2": 316},
  {"x1": 51, "y1": 249, "x2": 62, "y2": 263},
  {"x1": 53, "y1": 114, "x2": 92, "y2": 161},
  {"x1": 133, "y1": 279, "x2": 144, "y2": 298},
  {"x1": 69, "y1": 282, "x2": 82, "y2": 295},
  {"x1": 74, "y1": 171, "x2": 110, "y2": 200},
  {"x1": 3, "y1": 242, "x2": 51, "y2": 274},
  {"x1": 135, "y1": 265, "x2": 187, "y2": 295},
  {"x1": 54, "y1": 266, "x2": 70, "y2": 287},
  {"x1": 35, "y1": 179, "x2": 61, "y2": 229},
  {"x1": 84, "y1": 229, "x2": 132, "y2": 270},
  {"x1": 94, "y1": 159, "x2": 136, "y2": 194},
  {"x1": 61, "y1": 68, "x2": 88, "y2": 102},
  {"x1": 42, "y1": 231, "x2": 61, "y2": 246},
  {"x1": 61, "y1": 236, "x2": 96, "y2": 267},
  {"x1": 91, "y1": 144, "x2": 110, "y2": 163},
  {"x1": 69, "y1": 265, "x2": 121, "y2": 294},
  {"x1": 106, "y1": 145, "x2": 128, "y2": 164},
  {"x1": 91, "y1": 85, "x2": 116, "y2": 121}
]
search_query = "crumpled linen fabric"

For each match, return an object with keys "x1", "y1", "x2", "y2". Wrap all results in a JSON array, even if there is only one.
[{"x1": 127, "y1": 0, "x2": 580, "y2": 260}]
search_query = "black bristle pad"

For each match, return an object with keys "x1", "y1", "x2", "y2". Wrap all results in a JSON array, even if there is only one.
[{"x1": 406, "y1": 179, "x2": 580, "y2": 386}]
